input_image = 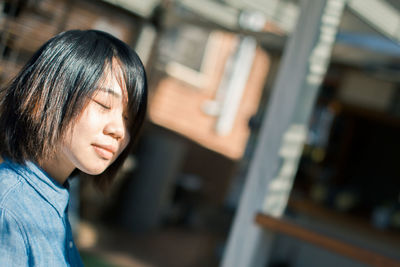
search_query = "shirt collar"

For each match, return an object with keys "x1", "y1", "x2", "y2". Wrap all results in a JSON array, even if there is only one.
[{"x1": 6, "y1": 159, "x2": 70, "y2": 217}]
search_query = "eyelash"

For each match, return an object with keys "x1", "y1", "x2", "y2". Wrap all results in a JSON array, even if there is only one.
[
  {"x1": 94, "y1": 100, "x2": 111, "y2": 110},
  {"x1": 94, "y1": 100, "x2": 129, "y2": 121}
]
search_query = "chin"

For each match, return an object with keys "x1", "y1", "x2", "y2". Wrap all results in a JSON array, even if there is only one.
[
  {"x1": 79, "y1": 161, "x2": 110, "y2": 175},
  {"x1": 85, "y1": 168, "x2": 107, "y2": 176}
]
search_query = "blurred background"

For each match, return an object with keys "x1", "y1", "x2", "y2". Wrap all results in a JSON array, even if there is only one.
[{"x1": 1, "y1": 0, "x2": 400, "y2": 266}]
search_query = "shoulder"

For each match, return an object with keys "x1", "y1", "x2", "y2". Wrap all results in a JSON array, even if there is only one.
[
  {"x1": 0, "y1": 207, "x2": 30, "y2": 265},
  {"x1": 0, "y1": 206, "x2": 25, "y2": 234},
  {"x1": 0, "y1": 205, "x2": 29, "y2": 243},
  {"x1": 0, "y1": 162, "x2": 24, "y2": 213},
  {"x1": 0, "y1": 161, "x2": 24, "y2": 205},
  {"x1": 0, "y1": 164, "x2": 32, "y2": 263}
]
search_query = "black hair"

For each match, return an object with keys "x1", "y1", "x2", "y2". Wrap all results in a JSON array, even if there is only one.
[{"x1": 0, "y1": 29, "x2": 147, "y2": 190}]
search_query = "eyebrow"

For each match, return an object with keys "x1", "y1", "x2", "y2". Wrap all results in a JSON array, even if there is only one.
[{"x1": 97, "y1": 87, "x2": 121, "y2": 99}]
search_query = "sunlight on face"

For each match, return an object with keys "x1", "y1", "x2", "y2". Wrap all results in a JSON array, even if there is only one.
[{"x1": 61, "y1": 66, "x2": 130, "y2": 175}]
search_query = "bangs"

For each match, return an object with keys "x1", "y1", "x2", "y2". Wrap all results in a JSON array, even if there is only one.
[
  {"x1": 103, "y1": 58, "x2": 129, "y2": 112},
  {"x1": 108, "y1": 52, "x2": 147, "y2": 133}
]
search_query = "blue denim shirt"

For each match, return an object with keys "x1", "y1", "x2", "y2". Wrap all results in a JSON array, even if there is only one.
[{"x1": 0, "y1": 159, "x2": 83, "y2": 266}]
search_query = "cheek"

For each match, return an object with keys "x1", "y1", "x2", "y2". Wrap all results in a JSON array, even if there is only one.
[{"x1": 74, "y1": 105, "x2": 104, "y2": 138}]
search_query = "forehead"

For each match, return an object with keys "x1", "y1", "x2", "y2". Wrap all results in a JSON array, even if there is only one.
[
  {"x1": 99, "y1": 75, "x2": 123, "y2": 96},
  {"x1": 98, "y1": 61, "x2": 128, "y2": 102}
]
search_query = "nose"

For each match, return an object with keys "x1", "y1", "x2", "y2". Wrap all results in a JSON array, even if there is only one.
[{"x1": 103, "y1": 115, "x2": 125, "y2": 141}]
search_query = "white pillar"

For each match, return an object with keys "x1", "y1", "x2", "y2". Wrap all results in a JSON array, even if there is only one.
[{"x1": 221, "y1": 0, "x2": 346, "y2": 266}]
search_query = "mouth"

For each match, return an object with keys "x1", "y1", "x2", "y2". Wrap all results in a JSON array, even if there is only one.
[{"x1": 92, "y1": 144, "x2": 116, "y2": 160}]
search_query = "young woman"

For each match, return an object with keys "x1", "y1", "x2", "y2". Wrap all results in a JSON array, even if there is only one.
[{"x1": 0, "y1": 29, "x2": 147, "y2": 266}]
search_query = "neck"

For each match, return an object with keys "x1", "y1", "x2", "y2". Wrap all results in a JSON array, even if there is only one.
[{"x1": 39, "y1": 154, "x2": 75, "y2": 185}]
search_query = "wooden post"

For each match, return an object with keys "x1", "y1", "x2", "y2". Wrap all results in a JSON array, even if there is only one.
[{"x1": 221, "y1": 0, "x2": 346, "y2": 266}]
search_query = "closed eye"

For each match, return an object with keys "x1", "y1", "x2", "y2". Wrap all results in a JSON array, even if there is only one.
[{"x1": 94, "y1": 100, "x2": 111, "y2": 110}]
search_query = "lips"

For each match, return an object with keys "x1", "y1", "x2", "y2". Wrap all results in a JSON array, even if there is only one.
[{"x1": 92, "y1": 144, "x2": 117, "y2": 160}]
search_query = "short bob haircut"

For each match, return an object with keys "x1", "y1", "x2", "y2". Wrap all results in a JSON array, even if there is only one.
[{"x1": 0, "y1": 29, "x2": 147, "y2": 190}]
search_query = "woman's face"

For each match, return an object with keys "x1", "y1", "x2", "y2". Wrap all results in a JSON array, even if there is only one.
[{"x1": 60, "y1": 72, "x2": 130, "y2": 175}]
